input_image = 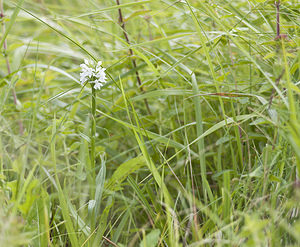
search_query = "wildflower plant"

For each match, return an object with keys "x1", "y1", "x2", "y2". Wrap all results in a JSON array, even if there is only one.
[{"x1": 80, "y1": 58, "x2": 107, "y2": 215}]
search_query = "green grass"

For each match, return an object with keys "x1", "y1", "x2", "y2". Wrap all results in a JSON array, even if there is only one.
[{"x1": 0, "y1": 0, "x2": 300, "y2": 246}]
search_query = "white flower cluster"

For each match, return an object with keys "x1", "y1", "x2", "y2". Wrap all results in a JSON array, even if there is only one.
[{"x1": 80, "y1": 59, "x2": 107, "y2": 90}]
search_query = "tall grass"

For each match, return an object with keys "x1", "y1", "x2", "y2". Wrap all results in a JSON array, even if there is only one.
[{"x1": 0, "y1": 0, "x2": 299, "y2": 246}]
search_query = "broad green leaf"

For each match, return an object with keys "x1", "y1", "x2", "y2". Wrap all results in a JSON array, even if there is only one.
[
  {"x1": 105, "y1": 156, "x2": 146, "y2": 191},
  {"x1": 139, "y1": 229, "x2": 161, "y2": 247}
]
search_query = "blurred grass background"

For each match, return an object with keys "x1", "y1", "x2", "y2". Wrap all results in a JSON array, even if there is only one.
[{"x1": 0, "y1": 0, "x2": 299, "y2": 246}]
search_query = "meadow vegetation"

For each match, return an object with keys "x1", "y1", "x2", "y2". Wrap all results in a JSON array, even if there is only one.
[{"x1": 0, "y1": 0, "x2": 299, "y2": 246}]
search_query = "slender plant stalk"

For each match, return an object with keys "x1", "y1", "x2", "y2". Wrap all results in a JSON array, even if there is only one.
[
  {"x1": 228, "y1": 40, "x2": 243, "y2": 170},
  {"x1": 91, "y1": 87, "x2": 96, "y2": 193},
  {"x1": 0, "y1": 1, "x2": 23, "y2": 135},
  {"x1": 189, "y1": 159, "x2": 200, "y2": 241},
  {"x1": 89, "y1": 86, "x2": 97, "y2": 242},
  {"x1": 102, "y1": 236, "x2": 119, "y2": 247},
  {"x1": 116, "y1": 0, "x2": 152, "y2": 115},
  {"x1": 275, "y1": 1, "x2": 281, "y2": 38},
  {"x1": 191, "y1": 74, "x2": 208, "y2": 204},
  {"x1": 275, "y1": 1, "x2": 287, "y2": 40}
]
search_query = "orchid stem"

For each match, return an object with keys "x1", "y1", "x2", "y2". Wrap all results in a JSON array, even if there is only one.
[{"x1": 91, "y1": 86, "x2": 96, "y2": 195}]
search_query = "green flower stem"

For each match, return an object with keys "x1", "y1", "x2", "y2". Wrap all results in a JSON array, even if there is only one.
[
  {"x1": 90, "y1": 86, "x2": 96, "y2": 195},
  {"x1": 90, "y1": 86, "x2": 97, "y2": 240}
]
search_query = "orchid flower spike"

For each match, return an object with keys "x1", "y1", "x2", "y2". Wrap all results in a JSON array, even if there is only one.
[{"x1": 80, "y1": 59, "x2": 107, "y2": 90}]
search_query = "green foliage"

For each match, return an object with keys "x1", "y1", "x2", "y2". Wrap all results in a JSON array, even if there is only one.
[
  {"x1": 0, "y1": 0, "x2": 299, "y2": 246},
  {"x1": 139, "y1": 229, "x2": 161, "y2": 247}
]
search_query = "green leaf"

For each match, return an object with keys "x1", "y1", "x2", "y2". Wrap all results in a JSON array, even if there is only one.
[
  {"x1": 139, "y1": 229, "x2": 161, "y2": 247},
  {"x1": 105, "y1": 156, "x2": 146, "y2": 191},
  {"x1": 94, "y1": 154, "x2": 106, "y2": 220}
]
